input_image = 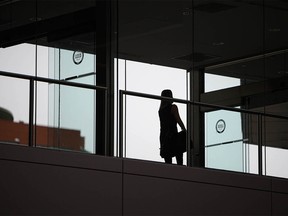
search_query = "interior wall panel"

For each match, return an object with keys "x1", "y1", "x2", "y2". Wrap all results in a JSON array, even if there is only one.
[
  {"x1": 0, "y1": 159, "x2": 122, "y2": 215},
  {"x1": 0, "y1": 144, "x2": 288, "y2": 215},
  {"x1": 123, "y1": 174, "x2": 271, "y2": 216}
]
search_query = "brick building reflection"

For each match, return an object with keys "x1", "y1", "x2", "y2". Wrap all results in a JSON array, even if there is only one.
[{"x1": 0, "y1": 107, "x2": 84, "y2": 151}]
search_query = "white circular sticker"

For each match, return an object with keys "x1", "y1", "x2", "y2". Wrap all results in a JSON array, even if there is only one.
[
  {"x1": 73, "y1": 51, "x2": 84, "y2": 65},
  {"x1": 216, "y1": 119, "x2": 226, "y2": 133}
]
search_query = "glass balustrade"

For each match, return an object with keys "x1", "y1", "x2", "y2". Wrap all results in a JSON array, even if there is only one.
[
  {"x1": 0, "y1": 76, "x2": 30, "y2": 146},
  {"x1": 204, "y1": 108, "x2": 259, "y2": 174},
  {"x1": 119, "y1": 90, "x2": 288, "y2": 179}
]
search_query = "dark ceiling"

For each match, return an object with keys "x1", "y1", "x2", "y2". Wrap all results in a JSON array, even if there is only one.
[
  {"x1": 0, "y1": 0, "x2": 287, "y2": 81},
  {"x1": 117, "y1": 0, "x2": 288, "y2": 81}
]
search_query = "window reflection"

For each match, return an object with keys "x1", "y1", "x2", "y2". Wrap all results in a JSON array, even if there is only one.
[{"x1": 0, "y1": 0, "x2": 288, "y2": 178}]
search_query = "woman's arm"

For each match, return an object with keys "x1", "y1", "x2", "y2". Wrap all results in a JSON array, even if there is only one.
[{"x1": 171, "y1": 104, "x2": 186, "y2": 131}]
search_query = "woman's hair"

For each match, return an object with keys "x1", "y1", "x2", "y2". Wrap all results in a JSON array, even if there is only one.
[{"x1": 159, "y1": 89, "x2": 173, "y2": 110}]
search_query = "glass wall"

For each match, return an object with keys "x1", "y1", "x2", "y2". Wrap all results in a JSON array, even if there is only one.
[
  {"x1": 44, "y1": 48, "x2": 96, "y2": 153},
  {"x1": 116, "y1": 0, "x2": 191, "y2": 164},
  {"x1": 118, "y1": 60, "x2": 187, "y2": 163},
  {"x1": 0, "y1": 0, "x2": 37, "y2": 146},
  {"x1": 263, "y1": 0, "x2": 288, "y2": 178},
  {"x1": 192, "y1": 0, "x2": 263, "y2": 173},
  {"x1": 0, "y1": 76, "x2": 30, "y2": 146},
  {"x1": 205, "y1": 109, "x2": 244, "y2": 172},
  {"x1": 263, "y1": 116, "x2": 288, "y2": 178},
  {"x1": 115, "y1": 0, "x2": 288, "y2": 178},
  {"x1": 204, "y1": 107, "x2": 259, "y2": 174},
  {"x1": 193, "y1": 0, "x2": 288, "y2": 178},
  {"x1": 36, "y1": 1, "x2": 97, "y2": 153},
  {"x1": 0, "y1": 1, "x2": 99, "y2": 153},
  {"x1": 0, "y1": 0, "x2": 288, "y2": 178}
]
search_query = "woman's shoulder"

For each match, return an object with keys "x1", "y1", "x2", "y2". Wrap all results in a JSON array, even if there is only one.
[
  {"x1": 171, "y1": 104, "x2": 179, "y2": 114},
  {"x1": 171, "y1": 104, "x2": 178, "y2": 110}
]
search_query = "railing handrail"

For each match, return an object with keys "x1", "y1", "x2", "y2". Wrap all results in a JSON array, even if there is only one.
[
  {"x1": 120, "y1": 90, "x2": 288, "y2": 120},
  {"x1": 206, "y1": 138, "x2": 249, "y2": 148},
  {"x1": 118, "y1": 89, "x2": 288, "y2": 173},
  {"x1": 0, "y1": 70, "x2": 108, "y2": 151},
  {"x1": 0, "y1": 70, "x2": 107, "y2": 91}
]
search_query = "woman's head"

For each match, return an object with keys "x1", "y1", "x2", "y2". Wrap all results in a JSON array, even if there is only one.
[
  {"x1": 161, "y1": 89, "x2": 173, "y2": 98},
  {"x1": 159, "y1": 89, "x2": 173, "y2": 110}
]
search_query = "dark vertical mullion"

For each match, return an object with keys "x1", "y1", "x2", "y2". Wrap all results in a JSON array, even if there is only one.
[
  {"x1": 119, "y1": 90, "x2": 123, "y2": 158},
  {"x1": 115, "y1": 0, "x2": 119, "y2": 157},
  {"x1": 262, "y1": 0, "x2": 267, "y2": 177},
  {"x1": 191, "y1": 68, "x2": 205, "y2": 167},
  {"x1": 258, "y1": 114, "x2": 263, "y2": 176},
  {"x1": 29, "y1": 79, "x2": 34, "y2": 147},
  {"x1": 96, "y1": 0, "x2": 110, "y2": 156},
  {"x1": 107, "y1": 0, "x2": 114, "y2": 157}
]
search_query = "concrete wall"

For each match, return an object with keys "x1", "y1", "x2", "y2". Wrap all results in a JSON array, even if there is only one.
[{"x1": 0, "y1": 144, "x2": 287, "y2": 215}]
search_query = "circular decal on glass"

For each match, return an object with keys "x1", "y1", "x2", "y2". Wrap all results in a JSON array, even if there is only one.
[
  {"x1": 73, "y1": 51, "x2": 84, "y2": 65},
  {"x1": 216, "y1": 119, "x2": 226, "y2": 133}
]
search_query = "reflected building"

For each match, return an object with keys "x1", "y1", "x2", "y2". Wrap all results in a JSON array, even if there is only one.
[
  {"x1": 0, "y1": 107, "x2": 85, "y2": 150},
  {"x1": 0, "y1": 0, "x2": 288, "y2": 215}
]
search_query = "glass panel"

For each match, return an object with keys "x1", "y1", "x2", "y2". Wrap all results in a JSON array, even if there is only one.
[
  {"x1": 35, "y1": 81, "x2": 49, "y2": 148},
  {"x1": 0, "y1": 1, "x2": 100, "y2": 153},
  {"x1": 0, "y1": 43, "x2": 36, "y2": 75},
  {"x1": 36, "y1": 0, "x2": 97, "y2": 80},
  {"x1": 124, "y1": 95, "x2": 187, "y2": 165},
  {"x1": 205, "y1": 108, "x2": 258, "y2": 173},
  {"x1": 0, "y1": 76, "x2": 29, "y2": 146},
  {"x1": 195, "y1": 0, "x2": 266, "y2": 153},
  {"x1": 263, "y1": 0, "x2": 288, "y2": 116},
  {"x1": 54, "y1": 48, "x2": 95, "y2": 153},
  {"x1": 36, "y1": 44, "x2": 96, "y2": 153},
  {"x1": 264, "y1": 116, "x2": 288, "y2": 178},
  {"x1": 118, "y1": 0, "x2": 193, "y2": 70},
  {"x1": 59, "y1": 85, "x2": 96, "y2": 153},
  {"x1": 124, "y1": 96, "x2": 161, "y2": 162},
  {"x1": 194, "y1": 0, "x2": 264, "y2": 89},
  {"x1": 116, "y1": 0, "x2": 192, "y2": 161},
  {"x1": 34, "y1": 1, "x2": 97, "y2": 153},
  {"x1": 125, "y1": 60, "x2": 187, "y2": 98},
  {"x1": 194, "y1": 0, "x2": 265, "y2": 172},
  {"x1": 0, "y1": 2, "x2": 41, "y2": 148},
  {"x1": 205, "y1": 73, "x2": 240, "y2": 93},
  {"x1": 37, "y1": 82, "x2": 96, "y2": 153},
  {"x1": 118, "y1": 60, "x2": 187, "y2": 164},
  {"x1": 58, "y1": 49, "x2": 95, "y2": 83}
]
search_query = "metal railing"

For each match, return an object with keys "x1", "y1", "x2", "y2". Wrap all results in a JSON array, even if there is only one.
[
  {"x1": 119, "y1": 90, "x2": 288, "y2": 176},
  {"x1": 0, "y1": 70, "x2": 108, "y2": 150},
  {"x1": 2, "y1": 70, "x2": 288, "y2": 177}
]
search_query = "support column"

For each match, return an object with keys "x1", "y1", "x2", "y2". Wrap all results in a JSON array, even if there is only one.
[
  {"x1": 190, "y1": 68, "x2": 205, "y2": 167},
  {"x1": 96, "y1": 0, "x2": 114, "y2": 156}
]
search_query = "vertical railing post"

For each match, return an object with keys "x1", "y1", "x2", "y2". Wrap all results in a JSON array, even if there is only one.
[
  {"x1": 29, "y1": 79, "x2": 34, "y2": 147},
  {"x1": 119, "y1": 90, "x2": 123, "y2": 158},
  {"x1": 104, "y1": 89, "x2": 108, "y2": 156},
  {"x1": 187, "y1": 101, "x2": 192, "y2": 166},
  {"x1": 258, "y1": 114, "x2": 263, "y2": 176}
]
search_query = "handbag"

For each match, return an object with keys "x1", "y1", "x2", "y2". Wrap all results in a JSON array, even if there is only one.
[{"x1": 176, "y1": 130, "x2": 193, "y2": 153}]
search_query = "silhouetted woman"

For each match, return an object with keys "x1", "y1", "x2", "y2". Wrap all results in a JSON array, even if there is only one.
[{"x1": 159, "y1": 89, "x2": 185, "y2": 165}]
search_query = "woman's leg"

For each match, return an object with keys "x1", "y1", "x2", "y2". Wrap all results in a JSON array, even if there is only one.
[
  {"x1": 176, "y1": 153, "x2": 183, "y2": 165},
  {"x1": 164, "y1": 157, "x2": 172, "y2": 164}
]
